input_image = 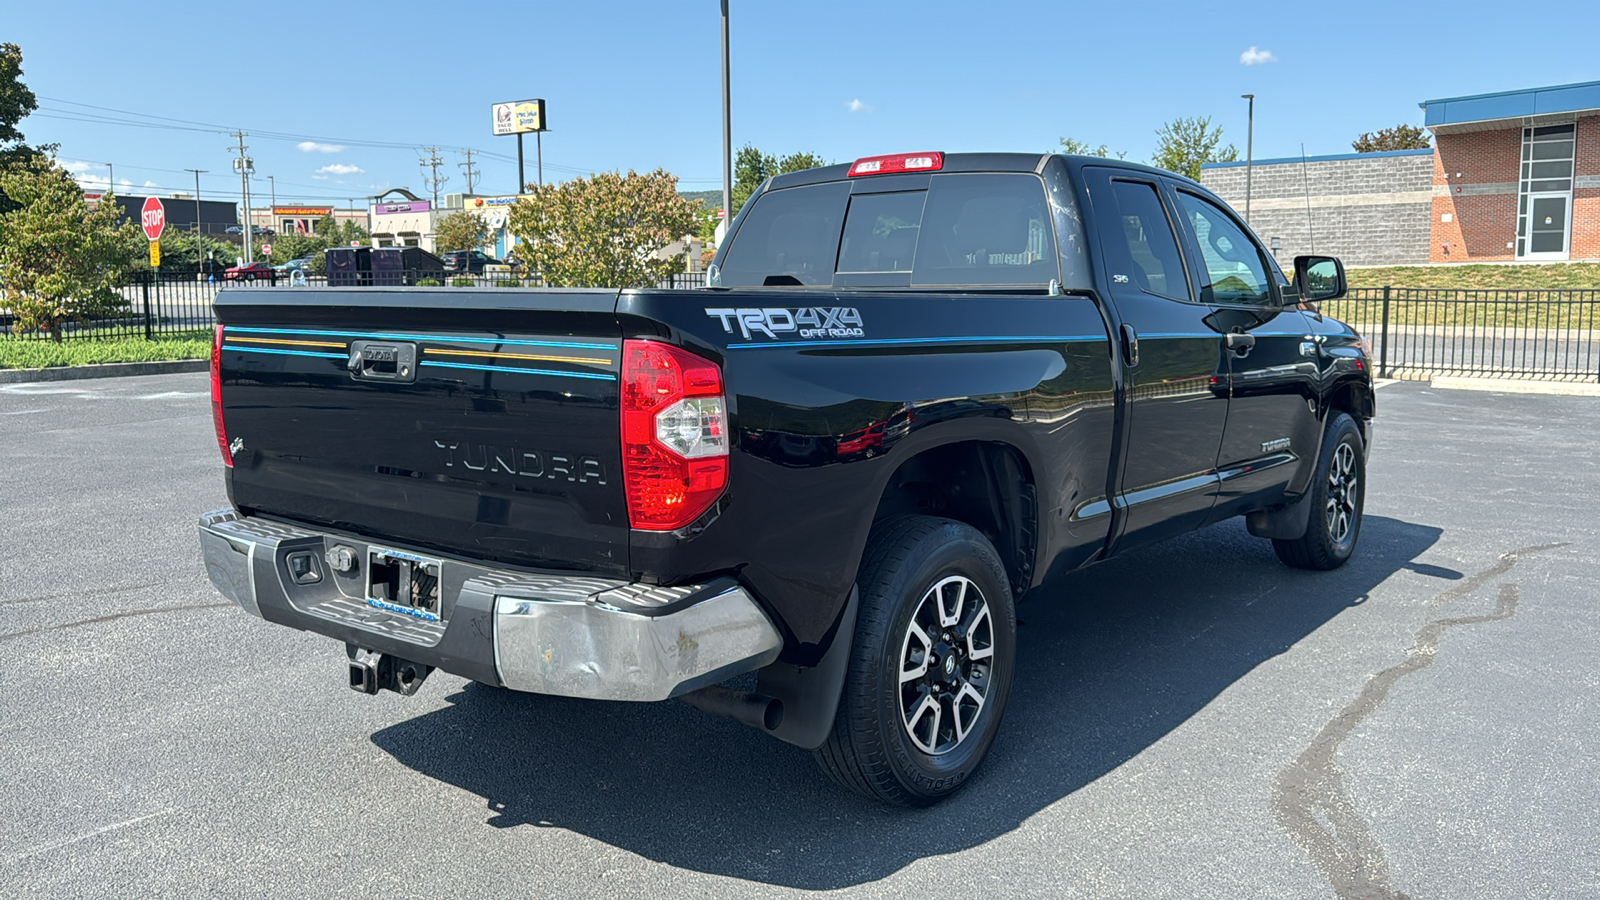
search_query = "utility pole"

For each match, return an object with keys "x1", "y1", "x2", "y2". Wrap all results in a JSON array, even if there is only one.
[
  {"x1": 459, "y1": 149, "x2": 480, "y2": 196},
  {"x1": 268, "y1": 175, "x2": 276, "y2": 209},
  {"x1": 720, "y1": 0, "x2": 732, "y2": 230},
  {"x1": 1241, "y1": 94, "x2": 1255, "y2": 226},
  {"x1": 419, "y1": 147, "x2": 448, "y2": 207},
  {"x1": 231, "y1": 131, "x2": 254, "y2": 264},
  {"x1": 106, "y1": 162, "x2": 115, "y2": 195},
  {"x1": 185, "y1": 168, "x2": 206, "y2": 248}
]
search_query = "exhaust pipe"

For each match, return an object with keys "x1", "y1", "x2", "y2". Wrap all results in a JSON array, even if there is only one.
[
  {"x1": 347, "y1": 645, "x2": 432, "y2": 696},
  {"x1": 679, "y1": 684, "x2": 784, "y2": 732}
]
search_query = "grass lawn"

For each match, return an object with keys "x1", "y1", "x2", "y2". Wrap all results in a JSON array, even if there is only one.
[
  {"x1": 0, "y1": 330, "x2": 211, "y2": 370},
  {"x1": 1345, "y1": 263, "x2": 1600, "y2": 291}
]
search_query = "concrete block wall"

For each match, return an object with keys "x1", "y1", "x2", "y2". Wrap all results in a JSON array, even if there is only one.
[{"x1": 1201, "y1": 152, "x2": 1433, "y2": 267}]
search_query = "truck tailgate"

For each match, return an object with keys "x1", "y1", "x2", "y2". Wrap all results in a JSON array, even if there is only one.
[{"x1": 214, "y1": 287, "x2": 629, "y2": 576}]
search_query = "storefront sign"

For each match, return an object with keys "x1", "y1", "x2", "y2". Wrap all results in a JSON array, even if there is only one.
[
  {"x1": 491, "y1": 99, "x2": 546, "y2": 136},
  {"x1": 272, "y1": 206, "x2": 332, "y2": 216},
  {"x1": 374, "y1": 201, "x2": 432, "y2": 215},
  {"x1": 468, "y1": 195, "x2": 530, "y2": 208}
]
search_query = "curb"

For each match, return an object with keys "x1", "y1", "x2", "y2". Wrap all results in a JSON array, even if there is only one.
[
  {"x1": 1429, "y1": 376, "x2": 1600, "y2": 397},
  {"x1": 0, "y1": 358, "x2": 208, "y2": 385}
]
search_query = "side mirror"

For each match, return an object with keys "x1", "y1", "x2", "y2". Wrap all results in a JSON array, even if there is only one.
[{"x1": 1293, "y1": 255, "x2": 1346, "y2": 302}]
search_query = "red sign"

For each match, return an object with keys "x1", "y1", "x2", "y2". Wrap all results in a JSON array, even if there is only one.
[{"x1": 140, "y1": 197, "x2": 166, "y2": 241}]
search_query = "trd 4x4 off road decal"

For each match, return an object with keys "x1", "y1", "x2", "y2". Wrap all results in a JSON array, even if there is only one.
[{"x1": 705, "y1": 307, "x2": 865, "y2": 341}]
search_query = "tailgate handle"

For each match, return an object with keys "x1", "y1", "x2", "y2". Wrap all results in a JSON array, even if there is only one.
[{"x1": 347, "y1": 340, "x2": 417, "y2": 383}]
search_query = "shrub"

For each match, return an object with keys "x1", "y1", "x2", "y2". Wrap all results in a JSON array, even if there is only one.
[{"x1": 450, "y1": 277, "x2": 475, "y2": 288}]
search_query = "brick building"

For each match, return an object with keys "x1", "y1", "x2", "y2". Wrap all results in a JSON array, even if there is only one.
[
  {"x1": 1423, "y1": 81, "x2": 1600, "y2": 262},
  {"x1": 1200, "y1": 78, "x2": 1600, "y2": 267}
]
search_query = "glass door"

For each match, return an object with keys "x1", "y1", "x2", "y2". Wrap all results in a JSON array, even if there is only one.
[{"x1": 1524, "y1": 194, "x2": 1571, "y2": 260}]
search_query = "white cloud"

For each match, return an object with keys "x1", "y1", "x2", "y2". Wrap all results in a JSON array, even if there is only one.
[
  {"x1": 846, "y1": 98, "x2": 871, "y2": 113},
  {"x1": 297, "y1": 141, "x2": 346, "y2": 153},
  {"x1": 316, "y1": 163, "x2": 364, "y2": 176},
  {"x1": 1240, "y1": 46, "x2": 1277, "y2": 66}
]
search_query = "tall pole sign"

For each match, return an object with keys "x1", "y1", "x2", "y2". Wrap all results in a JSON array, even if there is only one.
[
  {"x1": 491, "y1": 99, "x2": 547, "y2": 192},
  {"x1": 142, "y1": 196, "x2": 165, "y2": 269}
]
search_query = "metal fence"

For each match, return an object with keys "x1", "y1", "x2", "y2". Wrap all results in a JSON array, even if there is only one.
[
  {"x1": 1321, "y1": 287, "x2": 1600, "y2": 382},
  {"x1": 0, "y1": 269, "x2": 710, "y2": 341},
  {"x1": 5, "y1": 278, "x2": 1599, "y2": 383}
]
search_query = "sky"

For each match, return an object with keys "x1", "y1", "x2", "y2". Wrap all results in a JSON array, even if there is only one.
[{"x1": 6, "y1": 0, "x2": 1599, "y2": 210}]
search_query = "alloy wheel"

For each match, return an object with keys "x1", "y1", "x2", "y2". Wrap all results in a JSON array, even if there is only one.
[{"x1": 898, "y1": 575, "x2": 995, "y2": 755}]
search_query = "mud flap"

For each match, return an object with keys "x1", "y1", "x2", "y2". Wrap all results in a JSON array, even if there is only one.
[{"x1": 755, "y1": 586, "x2": 859, "y2": 750}]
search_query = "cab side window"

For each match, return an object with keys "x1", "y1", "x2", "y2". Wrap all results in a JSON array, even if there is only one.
[
  {"x1": 1176, "y1": 192, "x2": 1273, "y2": 306},
  {"x1": 1101, "y1": 179, "x2": 1189, "y2": 302}
]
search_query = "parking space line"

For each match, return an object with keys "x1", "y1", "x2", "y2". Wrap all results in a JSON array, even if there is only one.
[{"x1": 3, "y1": 807, "x2": 179, "y2": 864}]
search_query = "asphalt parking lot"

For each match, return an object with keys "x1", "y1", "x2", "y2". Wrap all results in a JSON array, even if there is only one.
[{"x1": 1, "y1": 373, "x2": 1596, "y2": 899}]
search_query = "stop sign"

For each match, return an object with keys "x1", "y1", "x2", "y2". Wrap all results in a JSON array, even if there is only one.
[{"x1": 140, "y1": 197, "x2": 166, "y2": 241}]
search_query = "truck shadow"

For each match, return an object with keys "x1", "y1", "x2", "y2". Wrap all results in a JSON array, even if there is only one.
[{"x1": 370, "y1": 515, "x2": 1443, "y2": 890}]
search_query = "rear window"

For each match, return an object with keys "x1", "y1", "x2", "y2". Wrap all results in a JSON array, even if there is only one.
[{"x1": 717, "y1": 173, "x2": 1057, "y2": 289}]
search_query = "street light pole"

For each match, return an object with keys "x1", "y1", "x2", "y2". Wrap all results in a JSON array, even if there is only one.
[
  {"x1": 185, "y1": 168, "x2": 206, "y2": 250},
  {"x1": 720, "y1": 0, "x2": 732, "y2": 231},
  {"x1": 268, "y1": 175, "x2": 276, "y2": 209},
  {"x1": 106, "y1": 162, "x2": 114, "y2": 195},
  {"x1": 1241, "y1": 94, "x2": 1255, "y2": 226}
]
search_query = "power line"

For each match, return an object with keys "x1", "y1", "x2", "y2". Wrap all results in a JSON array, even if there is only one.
[{"x1": 36, "y1": 95, "x2": 722, "y2": 187}]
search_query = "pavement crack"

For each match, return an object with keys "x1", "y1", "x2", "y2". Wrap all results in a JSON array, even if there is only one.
[
  {"x1": 0, "y1": 579, "x2": 186, "y2": 608},
  {"x1": 1272, "y1": 542, "x2": 1564, "y2": 900},
  {"x1": 0, "y1": 603, "x2": 232, "y2": 642}
]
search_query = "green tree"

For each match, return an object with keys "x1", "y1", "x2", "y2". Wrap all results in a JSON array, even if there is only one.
[
  {"x1": 731, "y1": 145, "x2": 828, "y2": 216},
  {"x1": 506, "y1": 169, "x2": 698, "y2": 288},
  {"x1": 138, "y1": 230, "x2": 237, "y2": 274},
  {"x1": 259, "y1": 217, "x2": 369, "y2": 274},
  {"x1": 0, "y1": 43, "x2": 37, "y2": 148},
  {"x1": 1058, "y1": 137, "x2": 1126, "y2": 159},
  {"x1": 1352, "y1": 124, "x2": 1431, "y2": 153},
  {"x1": 434, "y1": 210, "x2": 491, "y2": 253},
  {"x1": 1151, "y1": 116, "x2": 1238, "y2": 181},
  {"x1": 0, "y1": 42, "x2": 45, "y2": 215},
  {"x1": 0, "y1": 155, "x2": 141, "y2": 340}
]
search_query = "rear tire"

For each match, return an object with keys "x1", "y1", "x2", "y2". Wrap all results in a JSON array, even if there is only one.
[
  {"x1": 814, "y1": 516, "x2": 1017, "y2": 806},
  {"x1": 1273, "y1": 412, "x2": 1365, "y2": 570}
]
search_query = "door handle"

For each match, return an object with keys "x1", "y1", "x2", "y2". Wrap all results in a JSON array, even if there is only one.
[
  {"x1": 1225, "y1": 332, "x2": 1256, "y2": 355},
  {"x1": 1120, "y1": 323, "x2": 1140, "y2": 368}
]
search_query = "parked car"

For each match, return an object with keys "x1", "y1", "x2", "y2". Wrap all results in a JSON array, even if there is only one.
[
  {"x1": 271, "y1": 257, "x2": 315, "y2": 274},
  {"x1": 221, "y1": 262, "x2": 275, "y2": 282},
  {"x1": 441, "y1": 249, "x2": 504, "y2": 274},
  {"x1": 199, "y1": 151, "x2": 1371, "y2": 807},
  {"x1": 224, "y1": 225, "x2": 274, "y2": 237}
]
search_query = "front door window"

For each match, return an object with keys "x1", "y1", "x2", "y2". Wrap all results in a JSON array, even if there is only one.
[{"x1": 1526, "y1": 195, "x2": 1570, "y2": 256}]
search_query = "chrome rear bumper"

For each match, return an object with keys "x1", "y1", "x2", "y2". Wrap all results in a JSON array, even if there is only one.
[{"x1": 196, "y1": 509, "x2": 782, "y2": 701}]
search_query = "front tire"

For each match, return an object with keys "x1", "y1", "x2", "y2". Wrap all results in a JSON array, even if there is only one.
[
  {"x1": 814, "y1": 516, "x2": 1017, "y2": 806},
  {"x1": 1273, "y1": 412, "x2": 1365, "y2": 570}
]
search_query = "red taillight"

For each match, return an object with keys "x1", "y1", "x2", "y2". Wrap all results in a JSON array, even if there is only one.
[
  {"x1": 621, "y1": 340, "x2": 728, "y2": 530},
  {"x1": 847, "y1": 151, "x2": 944, "y2": 177},
  {"x1": 211, "y1": 324, "x2": 232, "y2": 468}
]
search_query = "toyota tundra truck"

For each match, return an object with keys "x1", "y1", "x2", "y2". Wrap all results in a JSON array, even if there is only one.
[{"x1": 197, "y1": 151, "x2": 1373, "y2": 806}]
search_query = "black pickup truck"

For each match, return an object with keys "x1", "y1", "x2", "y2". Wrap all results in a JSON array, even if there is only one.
[{"x1": 198, "y1": 151, "x2": 1373, "y2": 806}]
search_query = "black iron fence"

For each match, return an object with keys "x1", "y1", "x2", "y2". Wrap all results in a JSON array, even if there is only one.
[
  {"x1": 1321, "y1": 287, "x2": 1600, "y2": 382},
  {"x1": 5, "y1": 277, "x2": 1598, "y2": 382},
  {"x1": 0, "y1": 269, "x2": 710, "y2": 341}
]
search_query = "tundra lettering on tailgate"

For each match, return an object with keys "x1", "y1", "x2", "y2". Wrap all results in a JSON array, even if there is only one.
[{"x1": 434, "y1": 441, "x2": 607, "y2": 484}]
